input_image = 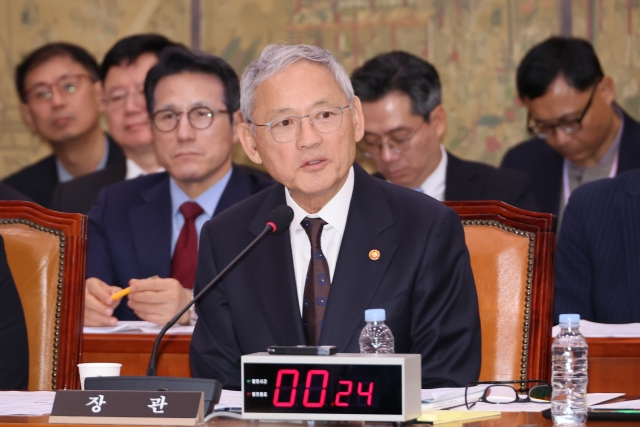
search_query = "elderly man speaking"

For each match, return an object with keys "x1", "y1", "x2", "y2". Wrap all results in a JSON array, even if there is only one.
[{"x1": 189, "y1": 44, "x2": 481, "y2": 390}]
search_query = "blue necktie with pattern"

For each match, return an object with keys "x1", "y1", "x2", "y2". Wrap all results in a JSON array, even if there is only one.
[{"x1": 301, "y1": 217, "x2": 331, "y2": 345}]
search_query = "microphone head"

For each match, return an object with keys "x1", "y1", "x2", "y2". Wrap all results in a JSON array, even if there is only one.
[{"x1": 265, "y1": 205, "x2": 294, "y2": 235}]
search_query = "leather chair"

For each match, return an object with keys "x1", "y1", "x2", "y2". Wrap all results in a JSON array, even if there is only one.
[
  {"x1": 0, "y1": 201, "x2": 87, "y2": 390},
  {"x1": 445, "y1": 201, "x2": 556, "y2": 384}
]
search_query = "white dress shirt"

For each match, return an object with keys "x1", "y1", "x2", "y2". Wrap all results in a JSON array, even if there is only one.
[
  {"x1": 125, "y1": 158, "x2": 165, "y2": 180},
  {"x1": 285, "y1": 166, "x2": 355, "y2": 315},
  {"x1": 418, "y1": 144, "x2": 448, "y2": 201}
]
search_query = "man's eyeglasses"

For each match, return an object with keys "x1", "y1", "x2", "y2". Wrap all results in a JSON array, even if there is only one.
[
  {"x1": 248, "y1": 104, "x2": 351, "y2": 143},
  {"x1": 357, "y1": 121, "x2": 425, "y2": 158},
  {"x1": 104, "y1": 85, "x2": 145, "y2": 111},
  {"x1": 465, "y1": 380, "x2": 551, "y2": 409},
  {"x1": 151, "y1": 106, "x2": 227, "y2": 132},
  {"x1": 24, "y1": 74, "x2": 93, "y2": 104},
  {"x1": 527, "y1": 78, "x2": 602, "y2": 139}
]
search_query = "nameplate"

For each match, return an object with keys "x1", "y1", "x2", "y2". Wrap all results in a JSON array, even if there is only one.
[{"x1": 49, "y1": 390, "x2": 203, "y2": 426}]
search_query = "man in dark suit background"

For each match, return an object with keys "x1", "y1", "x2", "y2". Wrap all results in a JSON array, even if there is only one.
[
  {"x1": 190, "y1": 44, "x2": 481, "y2": 389},
  {"x1": 555, "y1": 169, "x2": 640, "y2": 324},
  {"x1": 0, "y1": 235, "x2": 29, "y2": 390},
  {"x1": 84, "y1": 47, "x2": 273, "y2": 326},
  {"x1": 351, "y1": 51, "x2": 537, "y2": 210},
  {"x1": 4, "y1": 43, "x2": 125, "y2": 208},
  {"x1": 501, "y1": 37, "x2": 640, "y2": 222},
  {"x1": 52, "y1": 34, "x2": 179, "y2": 214}
]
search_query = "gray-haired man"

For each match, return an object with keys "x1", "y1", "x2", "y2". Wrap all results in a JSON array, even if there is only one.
[{"x1": 189, "y1": 44, "x2": 481, "y2": 390}]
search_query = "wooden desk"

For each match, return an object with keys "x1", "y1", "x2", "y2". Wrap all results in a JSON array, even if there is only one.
[
  {"x1": 81, "y1": 333, "x2": 192, "y2": 377},
  {"x1": 2, "y1": 412, "x2": 640, "y2": 427},
  {"x1": 81, "y1": 334, "x2": 640, "y2": 394}
]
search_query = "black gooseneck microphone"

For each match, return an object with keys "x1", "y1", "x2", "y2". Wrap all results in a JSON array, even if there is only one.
[{"x1": 146, "y1": 204, "x2": 294, "y2": 376}]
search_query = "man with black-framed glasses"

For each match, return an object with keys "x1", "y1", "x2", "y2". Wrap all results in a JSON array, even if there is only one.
[
  {"x1": 502, "y1": 37, "x2": 640, "y2": 223},
  {"x1": 83, "y1": 47, "x2": 273, "y2": 326},
  {"x1": 3, "y1": 42, "x2": 126, "y2": 208},
  {"x1": 351, "y1": 51, "x2": 537, "y2": 211}
]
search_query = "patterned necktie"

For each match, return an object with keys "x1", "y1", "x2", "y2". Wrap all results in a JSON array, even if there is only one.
[
  {"x1": 301, "y1": 217, "x2": 331, "y2": 345},
  {"x1": 170, "y1": 201, "x2": 204, "y2": 290}
]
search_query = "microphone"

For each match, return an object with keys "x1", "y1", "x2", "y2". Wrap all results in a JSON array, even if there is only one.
[
  {"x1": 85, "y1": 205, "x2": 294, "y2": 413},
  {"x1": 146, "y1": 204, "x2": 294, "y2": 376}
]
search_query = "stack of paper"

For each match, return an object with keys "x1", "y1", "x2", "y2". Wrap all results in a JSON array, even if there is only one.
[
  {"x1": 83, "y1": 320, "x2": 194, "y2": 335},
  {"x1": 0, "y1": 391, "x2": 55, "y2": 416},
  {"x1": 552, "y1": 320, "x2": 640, "y2": 337},
  {"x1": 419, "y1": 410, "x2": 500, "y2": 424}
]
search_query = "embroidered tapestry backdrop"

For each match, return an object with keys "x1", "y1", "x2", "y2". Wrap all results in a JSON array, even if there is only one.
[{"x1": 1, "y1": 0, "x2": 639, "y2": 177}]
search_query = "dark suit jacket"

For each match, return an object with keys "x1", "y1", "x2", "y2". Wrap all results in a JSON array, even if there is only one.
[
  {"x1": 190, "y1": 164, "x2": 481, "y2": 389},
  {"x1": 0, "y1": 235, "x2": 29, "y2": 390},
  {"x1": 0, "y1": 183, "x2": 32, "y2": 202},
  {"x1": 500, "y1": 110, "x2": 640, "y2": 215},
  {"x1": 372, "y1": 151, "x2": 538, "y2": 210},
  {"x1": 52, "y1": 162, "x2": 126, "y2": 214},
  {"x1": 86, "y1": 165, "x2": 275, "y2": 320},
  {"x1": 555, "y1": 169, "x2": 640, "y2": 324},
  {"x1": 3, "y1": 135, "x2": 125, "y2": 209}
]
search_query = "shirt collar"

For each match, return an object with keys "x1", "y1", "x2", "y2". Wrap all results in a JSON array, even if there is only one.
[
  {"x1": 169, "y1": 167, "x2": 233, "y2": 218},
  {"x1": 56, "y1": 134, "x2": 110, "y2": 183},
  {"x1": 285, "y1": 166, "x2": 354, "y2": 235},
  {"x1": 418, "y1": 145, "x2": 448, "y2": 201},
  {"x1": 125, "y1": 158, "x2": 165, "y2": 180}
]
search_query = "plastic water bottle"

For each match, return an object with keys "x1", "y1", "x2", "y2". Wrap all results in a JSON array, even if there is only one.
[
  {"x1": 551, "y1": 313, "x2": 588, "y2": 425},
  {"x1": 359, "y1": 309, "x2": 395, "y2": 354}
]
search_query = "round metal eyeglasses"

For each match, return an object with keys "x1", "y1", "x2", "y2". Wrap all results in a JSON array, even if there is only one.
[{"x1": 151, "y1": 106, "x2": 227, "y2": 132}]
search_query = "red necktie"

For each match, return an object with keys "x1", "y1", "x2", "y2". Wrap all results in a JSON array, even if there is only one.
[{"x1": 170, "y1": 201, "x2": 204, "y2": 289}]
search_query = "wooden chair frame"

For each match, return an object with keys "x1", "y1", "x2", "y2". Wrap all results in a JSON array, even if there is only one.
[
  {"x1": 444, "y1": 200, "x2": 556, "y2": 383},
  {"x1": 0, "y1": 201, "x2": 87, "y2": 390}
]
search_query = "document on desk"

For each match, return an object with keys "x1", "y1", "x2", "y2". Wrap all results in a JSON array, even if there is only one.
[
  {"x1": 421, "y1": 385, "x2": 489, "y2": 409},
  {"x1": 0, "y1": 391, "x2": 55, "y2": 415},
  {"x1": 552, "y1": 319, "x2": 640, "y2": 337},
  {"x1": 592, "y1": 399, "x2": 640, "y2": 409},
  {"x1": 83, "y1": 320, "x2": 194, "y2": 334},
  {"x1": 214, "y1": 390, "x2": 243, "y2": 411}
]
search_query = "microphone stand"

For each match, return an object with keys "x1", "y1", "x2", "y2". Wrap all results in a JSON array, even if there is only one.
[{"x1": 146, "y1": 223, "x2": 275, "y2": 376}]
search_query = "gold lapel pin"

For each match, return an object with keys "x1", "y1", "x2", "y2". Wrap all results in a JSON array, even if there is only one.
[{"x1": 369, "y1": 249, "x2": 380, "y2": 261}]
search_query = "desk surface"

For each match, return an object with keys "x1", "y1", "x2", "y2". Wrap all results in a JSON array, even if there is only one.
[{"x1": 2, "y1": 412, "x2": 640, "y2": 427}]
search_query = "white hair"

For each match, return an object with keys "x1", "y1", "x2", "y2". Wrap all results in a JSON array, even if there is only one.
[{"x1": 240, "y1": 44, "x2": 355, "y2": 123}]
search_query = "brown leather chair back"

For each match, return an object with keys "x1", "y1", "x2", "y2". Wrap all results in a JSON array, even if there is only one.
[
  {"x1": 0, "y1": 202, "x2": 87, "y2": 390},
  {"x1": 445, "y1": 201, "x2": 556, "y2": 383}
]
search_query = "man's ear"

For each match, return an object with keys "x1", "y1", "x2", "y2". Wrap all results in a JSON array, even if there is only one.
[
  {"x1": 231, "y1": 110, "x2": 243, "y2": 144},
  {"x1": 93, "y1": 80, "x2": 105, "y2": 113},
  {"x1": 599, "y1": 75, "x2": 616, "y2": 106},
  {"x1": 238, "y1": 122, "x2": 263, "y2": 165},
  {"x1": 19, "y1": 103, "x2": 38, "y2": 133},
  {"x1": 429, "y1": 105, "x2": 447, "y2": 139},
  {"x1": 350, "y1": 96, "x2": 365, "y2": 142}
]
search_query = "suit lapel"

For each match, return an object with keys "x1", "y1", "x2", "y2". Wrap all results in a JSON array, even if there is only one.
[
  {"x1": 617, "y1": 111, "x2": 640, "y2": 173},
  {"x1": 319, "y1": 165, "x2": 397, "y2": 349},
  {"x1": 444, "y1": 152, "x2": 480, "y2": 201},
  {"x1": 621, "y1": 186, "x2": 640, "y2": 287},
  {"x1": 215, "y1": 166, "x2": 250, "y2": 215},
  {"x1": 246, "y1": 186, "x2": 306, "y2": 344},
  {"x1": 129, "y1": 174, "x2": 173, "y2": 278}
]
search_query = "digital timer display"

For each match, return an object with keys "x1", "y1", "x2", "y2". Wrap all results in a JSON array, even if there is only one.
[{"x1": 243, "y1": 363, "x2": 402, "y2": 415}]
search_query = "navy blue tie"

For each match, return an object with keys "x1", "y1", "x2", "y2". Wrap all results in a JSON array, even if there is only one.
[{"x1": 301, "y1": 217, "x2": 331, "y2": 345}]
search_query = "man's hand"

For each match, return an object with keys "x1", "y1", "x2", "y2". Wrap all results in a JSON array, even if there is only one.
[
  {"x1": 84, "y1": 277, "x2": 122, "y2": 326},
  {"x1": 128, "y1": 277, "x2": 192, "y2": 325}
]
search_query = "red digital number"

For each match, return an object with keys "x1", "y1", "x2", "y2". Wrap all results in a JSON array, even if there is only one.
[
  {"x1": 273, "y1": 369, "x2": 299, "y2": 407},
  {"x1": 357, "y1": 381, "x2": 374, "y2": 406},
  {"x1": 302, "y1": 370, "x2": 329, "y2": 408},
  {"x1": 334, "y1": 380, "x2": 353, "y2": 407}
]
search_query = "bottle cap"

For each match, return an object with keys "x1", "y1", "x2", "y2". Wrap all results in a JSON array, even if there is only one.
[
  {"x1": 559, "y1": 313, "x2": 581, "y2": 325},
  {"x1": 364, "y1": 309, "x2": 386, "y2": 322}
]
